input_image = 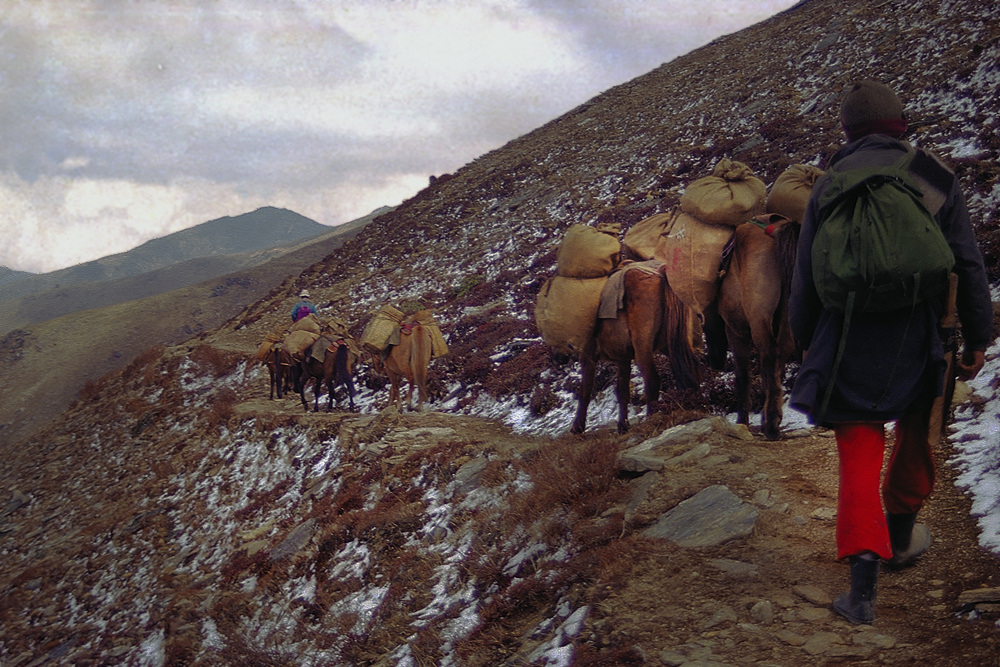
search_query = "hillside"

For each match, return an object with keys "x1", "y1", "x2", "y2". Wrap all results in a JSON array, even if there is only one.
[
  {"x1": 0, "y1": 266, "x2": 33, "y2": 287},
  {"x1": 1, "y1": 0, "x2": 999, "y2": 665},
  {"x1": 0, "y1": 206, "x2": 329, "y2": 305},
  {"x1": 0, "y1": 208, "x2": 382, "y2": 448},
  {"x1": 0, "y1": 208, "x2": 383, "y2": 339}
]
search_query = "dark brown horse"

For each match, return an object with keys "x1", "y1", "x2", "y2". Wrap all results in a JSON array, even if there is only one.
[
  {"x1": 373, "y1": 321, "x2": 432, "y2": 412},
  {"x1": 264, "y1": 345, "x2": 294, "y2": 400},
  {"x1": 717, "y1": 214, "x2": 800, "y2": 440},
  {"x1": 295, "y1": 336, "x2": 357, "y2": 413},
  {"x1": 571, "y1": 263, "x2": 701, "y2": 434}
]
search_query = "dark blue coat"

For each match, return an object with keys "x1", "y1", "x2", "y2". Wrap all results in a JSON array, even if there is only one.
[{"x1": 789, "y1": 135, "x2": 993, "y2": 424}]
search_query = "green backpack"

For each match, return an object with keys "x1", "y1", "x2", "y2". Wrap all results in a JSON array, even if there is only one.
[
  {"x1": 811, "y1": 147, "x2": 954, "y2": 420},
  {"x1": 812, "y1": 148, "x2": 954, "y2": 315}
]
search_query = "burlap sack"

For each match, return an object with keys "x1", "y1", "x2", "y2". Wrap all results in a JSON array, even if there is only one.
[
  {"x1": 622, "y1": 212, "x2": 673, "y2": 260},
  {"x1": 766, "y1": 164, "x2": 824, "y2": 223},
  {"x1": 290, "y1": 313, "x2": 321, "y2": 334},
  {"x1": 284, "y1": 330, "x2": 320, "y2": 358},
  {"x1": 320, "y1": 316, "x2": 352, "y2": 341},
  {"x1": 535, "y1": 275, "x2": 608, "y2": 356},
  {"x1": 254, "y1": 328, "x2": 288, "y2": 361},
  {"x1": 556, "y1": 224, "x2": 621, "y2": 278},
  {"x1": 360, "y1": 305, "x2": 405, "y2": 353},
  {"x1": 680, "y1": 159, "x2": 766, "y2": 226},
  {"x1": 409, "y1": 309, "x2": 449, "y2": 359},
  {"x1": 655, "y1": 210, "x2": 734, "y2": 314}
]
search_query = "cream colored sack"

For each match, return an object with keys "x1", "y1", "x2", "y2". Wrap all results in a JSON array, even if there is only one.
[
  {"x1": 284, "y1": 330, "x2": 320, "y2": 358},
  {"x1": 410, "y1": 309, "x2": 449, "y2": 359},
  {"x1": 290, "y1": 312, "x2": 321, "y2": 334},
  {"x1": 766, "y1": 164, "x2": 824, "y2": 223},
  {"x1": 535, "y1": 275, "x2": 607, "y2": 356},
  {"x1": 556, "y1": 224, "x2": 621, "y2": 278},
  {"x1": 655, "y1": 210, "x2": 733, "y2": 315},
  {"x1": 680, "y1": 159, "x2": 766, "y2": 226},
  {"x1": 254, "y1": 328, "x2": 288, "y2": 361},
  {"x1": 622, "y1": 212, "x2": 673, "y2": 260},
  {"x1": 360, "y1": 305, "x2": 405, "y2": 354}
]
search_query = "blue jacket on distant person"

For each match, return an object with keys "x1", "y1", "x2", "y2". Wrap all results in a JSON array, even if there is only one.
[{"x1": 291, "y1": 290, "x2": 318, "y2": 323}]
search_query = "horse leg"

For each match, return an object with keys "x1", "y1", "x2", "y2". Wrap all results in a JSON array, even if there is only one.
[
  {"x1": 728, "y1": 327, "x2": 753, "y2": 427},
  {"x1": 335, "y1": 346, "x2": 357, "y2": 411},
  {"x1": 628, "y1": 293, "x2": 661, "y2": 419},
  {"x1": 702, "y1": 302, "x2": 729, "y2": 371},
  {"x1": 297, "y1": 361, "x2": 312, "y2": 412},
  {"x1": 411, "y1": 327, "x2": 431, "y2": 412},
  {"x1": 615, "y1": 361, "x2": 628, "y2": 433},
  {"x1": 759, "y1": 346, "x2": 784, "y2": 441},
  {"x1": 571, "y1": 339, "x2": 599, "y2": 434}
]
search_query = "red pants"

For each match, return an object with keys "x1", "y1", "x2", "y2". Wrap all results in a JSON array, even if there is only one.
[{"x1": 833, "y1": 412, "x2": 935, "y2": 560}]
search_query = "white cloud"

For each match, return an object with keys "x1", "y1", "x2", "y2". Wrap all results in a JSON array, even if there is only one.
[{"x1": 0, "y1": 0, "x2": 799, "y2": 274}]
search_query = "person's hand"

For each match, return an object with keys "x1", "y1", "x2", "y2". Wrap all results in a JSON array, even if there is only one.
[{"x1": 957, "y1": 348, "x2": 985, "y2": 381}]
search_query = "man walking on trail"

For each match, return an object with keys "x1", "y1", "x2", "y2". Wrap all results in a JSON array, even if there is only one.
[
  {"x1": 291, "y1": 289, "x2": 318, "y2": 323},
  {"x1": 788, "y1": 80, "x2": 993, "y2": 624}
]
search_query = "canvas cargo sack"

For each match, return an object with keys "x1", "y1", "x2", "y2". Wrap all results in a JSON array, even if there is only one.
[
  {"x1": 622, "y1": 212, "x2": 673, "y2": 261},
  {"x1": 766, "y1": 164, "x2": 825, "y2": 223},
  {"x1": 680, "y1": 159, "x2": 766, "y2": 226},
  {"x1": 409, "y1": 309, "x2": 449, "y2": 359},
  {"x1": 290, "y1": 312, "x2": 322, "y2": 334},
  {"x1": 812, "y1": 148, "x2": 954, "y2": 315},
  {"x1": 255, "y1": 329, "x2": 286, "y2": 361},
  {"x1": 360, "y1": 305, "x2": 405, "y2": 353},
  {"x1": 556, "y1": 224, "x2": 621, "y2": 278},
  {"x1": 284, "y1": 330, "x2": 321, "y2": 358},
  {"x1": 321, "y1": 316, "x2": 352, "y2": 341},
  {"x1": 535, "y1": 275, "x2": 607, "y2": 355},
  {"x1": 655, "y1": 208, "x2": 734, "y2": 315}
]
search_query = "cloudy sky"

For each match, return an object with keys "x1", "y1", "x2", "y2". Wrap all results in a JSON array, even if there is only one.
[{"x1": 0, "y1": 0, "x2": 798, "y2": 275}]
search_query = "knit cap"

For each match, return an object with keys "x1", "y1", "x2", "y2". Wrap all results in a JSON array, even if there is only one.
[{"x1": 840, "y1": 80, "x2": 907, "y2": 141}]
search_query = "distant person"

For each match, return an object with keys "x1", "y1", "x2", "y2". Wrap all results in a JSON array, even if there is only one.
[
  {"x1": 788, "y1": 80, "x2": 993, "y2": 624},
  {"x1": 291, "y1": 290, "x2": 318, "y2": 323}
]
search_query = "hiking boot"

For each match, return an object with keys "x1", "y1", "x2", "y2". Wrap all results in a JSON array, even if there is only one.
[
  {"x1": 886, "y1": 513, "x2": 932, "y2": 569},
  {"x1": 833, "y1": 555, "x2": 879, "y2": 625}
]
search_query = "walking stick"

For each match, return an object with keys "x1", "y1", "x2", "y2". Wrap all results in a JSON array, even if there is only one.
[{"x1": 928, "y1": 272, "x2": 960, "y2": 445}]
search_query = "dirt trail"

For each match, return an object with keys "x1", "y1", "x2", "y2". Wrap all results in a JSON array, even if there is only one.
[{"x1": 230, "y1": 375, "x2": 1000, "y2": 665}]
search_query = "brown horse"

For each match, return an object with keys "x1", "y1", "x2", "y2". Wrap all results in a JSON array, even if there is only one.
[
  {"x1": 295, "y1": 336, "x2": 357, "y2": 413},
  {"x1": 264, "y1": 345, "x2": 294, "y2": 400},
  {"x1": 716, "y1": 214, "x2": 800, "y2": 440},
  {"x1": 374, "y1": 321, "x2": 433, "y2": 412},
  {"x1": 572, "y1": 263, "x2": 701, "y2": 434}
]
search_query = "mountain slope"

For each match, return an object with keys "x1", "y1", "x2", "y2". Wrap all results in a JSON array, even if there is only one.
[
  {"x1": 2, "y1": 1, "x2": 999, "y2": 665},
  {"x1": 0, "y1": 206, "x2": 329, "y2": 304},
  {"x1": 0, "y1": 266, "x2": 33, "y2": 287},
  {"x1": 0, "y1": 208, "x2": 383, "y2": 448},
  {"x1": 0, "y1": 208, "x2": 383, "y2": 338}
]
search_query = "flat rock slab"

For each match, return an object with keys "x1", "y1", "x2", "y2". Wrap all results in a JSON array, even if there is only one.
[{"x1": 641, "y1": 485, "x2": 758, "y2": 547}]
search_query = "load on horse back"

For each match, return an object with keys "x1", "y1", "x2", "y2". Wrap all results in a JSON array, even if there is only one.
[
  {"x1": 571, "y1": 261, "x2": 701, "y2": 434},
  {"x1": 717, "y1": 214, "x2": 802, "y2": 440},
  {"x1": 364, "y1": 308, "x2": 447, "y2": 412}
]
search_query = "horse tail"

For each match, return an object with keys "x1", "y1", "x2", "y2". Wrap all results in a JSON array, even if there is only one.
[
  {"x1": 772, "y1": 220, "x2": 801, "y2": 335},
  {"x1": 334, "y1": 344, "x2": 351, "y2": 385},
  {"x1": 662, "y1": 278, "x2": 702, "y2": 389},
  {"x1": 773, "y1": 221, "x2": 801, "y2": 294},
  {"x1": 334, "y1": 343, "x2": 357, "y2": 402},
  {"x1": 410, "y1": 326, "x2": 430, "y2": 380}
]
